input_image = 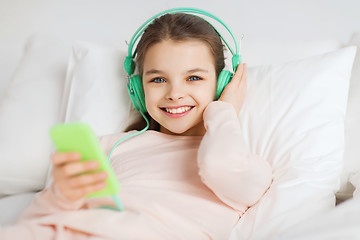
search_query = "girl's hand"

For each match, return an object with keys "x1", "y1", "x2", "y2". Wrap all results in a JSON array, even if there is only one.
[
  {"x1": 51, "y1": 152, "x2": 108, "y2": 202},
  {"x1": 218, "y1": 63, "x2": 247, "y2": 114}
]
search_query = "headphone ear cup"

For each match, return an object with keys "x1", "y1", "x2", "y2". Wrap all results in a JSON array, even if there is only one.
[
  {"x1": 216, "y1": 70, "x2": 232, "y2": 100},
  {"x1": 127, "y1": 75, "x2": 147, "y2": 113}
]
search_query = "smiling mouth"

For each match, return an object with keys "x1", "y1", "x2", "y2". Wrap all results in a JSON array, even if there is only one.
[{"x1": 160, "y1": 106, "x2": 194, "y2": 115}]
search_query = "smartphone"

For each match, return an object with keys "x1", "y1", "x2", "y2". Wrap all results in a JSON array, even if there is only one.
[{"x1": 49, "y1": 122, "x2": 120, "y2": 198}]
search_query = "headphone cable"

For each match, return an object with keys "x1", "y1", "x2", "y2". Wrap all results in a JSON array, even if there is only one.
[{"x1": 105, "y1": 111, "x2": 150, "y2": 211}]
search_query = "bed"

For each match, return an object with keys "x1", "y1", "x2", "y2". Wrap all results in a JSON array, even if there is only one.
[{"x1": 1, "y1": 1, "x2": 360, "y2": 239}]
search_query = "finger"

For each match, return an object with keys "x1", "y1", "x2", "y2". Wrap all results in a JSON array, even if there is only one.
[
  {"x1": 59, "y1": 181, "x2": 107, "y2": 202},
  {"x1": 61, "y1": 160, "x2": 100, "y2": 177},
  {"x1": 224, "y1": 63, "x2": 243, "y2": 90},
  {"x1": 240, "y1": 64, "x2": 247, "y2": 87},
  {"x1": 232, "y1": 63, "x2": 245, "y2": 84},
  {"x1": 235, "y1": 63, "x2": 247, "y2": 87},
  {"x1": 73, "y1": 181, "x2": 107, "y2": 198},
  {"x1": 51, "y1": 152, "x2": 82, "y2": 166},
  {"x1": 68, "y1": 171, "x2": 108, "y2": 188}
]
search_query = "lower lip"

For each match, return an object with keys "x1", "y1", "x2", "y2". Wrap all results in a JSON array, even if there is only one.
[{"x1": 161, "y1": 107, "x2": 193, "y2": 118}]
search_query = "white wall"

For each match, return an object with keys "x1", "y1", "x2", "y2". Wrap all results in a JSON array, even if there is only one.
[{"x1": 1, "y1": 0, "x2": 360, "y2": 95}]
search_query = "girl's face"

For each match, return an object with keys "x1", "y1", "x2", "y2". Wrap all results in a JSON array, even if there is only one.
[{"x1": 142, "y1": 39, "x2": 217, "y2": 136}]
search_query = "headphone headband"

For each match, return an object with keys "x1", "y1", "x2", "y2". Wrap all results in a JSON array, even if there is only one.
[{"x1": 124, "y1": 7, "x2": 241, "y2": 76}]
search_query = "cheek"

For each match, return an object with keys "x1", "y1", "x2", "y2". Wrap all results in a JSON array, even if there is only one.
[
  {"x1": 143, "y1": 86, "x2": 159, "y2": 109},
  {"x1": 197, "y1": 80, "x2": 217, "y2": 104},
  {"x1": 209, "y1": 78, "x2": 218, "y2": 99}
]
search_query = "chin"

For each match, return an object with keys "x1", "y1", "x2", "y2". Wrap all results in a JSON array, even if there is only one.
[
  {"x1": 162, "y1": 125, "x2": 204, "y2": 136},
  {"x1": 160, "y1": 125, "x2": 189, "y2": 135}
]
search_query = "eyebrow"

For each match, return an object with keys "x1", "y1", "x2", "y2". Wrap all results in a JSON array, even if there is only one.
[
  {"x1": 144, "y1": 68, "x2": 209, "y2": 76},
  {"x1": 144, "y1": 69, "x2": 164, "y2": 76},
  {"x1": 186, "y1": 68, "x2": 209, "y2": 74}
]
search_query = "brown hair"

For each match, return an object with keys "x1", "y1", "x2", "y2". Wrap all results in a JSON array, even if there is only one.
[
  {"x1": 136, "y1": 13, "x2": 225, "y2": 77},
  {"x1": 125, "y1": 12, "x2": 225, "y2": 132}
]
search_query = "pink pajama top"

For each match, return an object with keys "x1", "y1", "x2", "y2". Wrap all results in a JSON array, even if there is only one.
[{"x1": 16, "y1": 101, "x2": 272, "y2": 240}]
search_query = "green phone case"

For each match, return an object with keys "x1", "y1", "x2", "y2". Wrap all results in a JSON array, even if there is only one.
[{"x1": 49, "y1": 122, "x2": 120, "y2": 198}]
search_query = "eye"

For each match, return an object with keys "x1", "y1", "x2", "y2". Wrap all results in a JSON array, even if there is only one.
[
  {"x1": 150, "y1": 77, "x2": 166, "y2": 83},
  {"x1": 188, "y1": 76, "x2": 202, "y2": 81}
]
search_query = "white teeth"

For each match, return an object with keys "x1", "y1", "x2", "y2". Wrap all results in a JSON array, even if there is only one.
[{"x1": 165, "y1": 106, "x2": 192, "y2": 114}]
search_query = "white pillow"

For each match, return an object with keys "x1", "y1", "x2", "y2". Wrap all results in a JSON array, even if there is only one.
[
  {"x1": 0, "y1": 34, "x2": 71, "y2": 196},
  {"x1": 350, "y1": 172, "x2": 360, "y2": 199},
  {"x1": 230, "y1": 46, "x2": 357, "y2": 239},
  {"x1": 62, "y1": 39, "x2": 341, "y2": 133},
  {"x1": 61, "y1": 42, "x2": 132, "y2": 135},
  {"x1": 341, "y1": 32, "x2": 360, "y2": 200}
]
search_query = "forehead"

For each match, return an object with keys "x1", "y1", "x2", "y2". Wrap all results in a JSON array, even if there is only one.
[{"x1": 143, "y1": 39, "x2": 215, "y2": 71}]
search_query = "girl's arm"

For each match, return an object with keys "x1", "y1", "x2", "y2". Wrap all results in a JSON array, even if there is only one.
[
  {"x1": 16, "y1": 152, "x2": 106, "y2": 223},
  {"x1": 197, "y1": 63, "x2": 272, "y2": 212},
  {"x1": 197, "y1": 101, "x2": 272, "y2": 212}
]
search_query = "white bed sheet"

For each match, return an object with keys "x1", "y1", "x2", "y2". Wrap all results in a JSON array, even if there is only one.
[
  {"x1": 0, "y1": 193, "x2": 35, "y2": 226},
  {"x1": 268, "y1": 198, "x2": 360, "y2": 240}
]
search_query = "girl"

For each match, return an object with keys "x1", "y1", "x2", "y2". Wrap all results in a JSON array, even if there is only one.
[{"x1": 1, "y1": 11, "x2": 272, "y2": 240}]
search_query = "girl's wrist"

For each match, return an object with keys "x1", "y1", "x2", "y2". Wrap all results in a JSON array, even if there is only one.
[{"x1": 51, "y1": 183, "x2": 86, "y2": 210}]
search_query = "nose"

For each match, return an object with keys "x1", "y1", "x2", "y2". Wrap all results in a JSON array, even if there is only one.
[{"x1": 166, "y1": 82, "x2": 185, "y2": 101}]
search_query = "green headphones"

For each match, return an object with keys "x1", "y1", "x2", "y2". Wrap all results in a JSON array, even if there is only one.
[{"x1": 124, "y1": 7, "x2": 242, "y2": 113}]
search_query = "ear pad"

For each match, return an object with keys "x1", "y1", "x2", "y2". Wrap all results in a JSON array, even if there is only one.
[
  {"x1": 127, "y1": 75, "x2": 147, "y2": 113},
  {"x1": 215, "y1": 70, "x2": 232, "y2": 100},
  {"x1": 124, "y1": 56, "x2": 136, "y2": 76}
]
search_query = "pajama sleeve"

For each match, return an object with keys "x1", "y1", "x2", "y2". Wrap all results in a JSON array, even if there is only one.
[{"x1": 197, "y1": 101, "x2": 272, "y2": 212}]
